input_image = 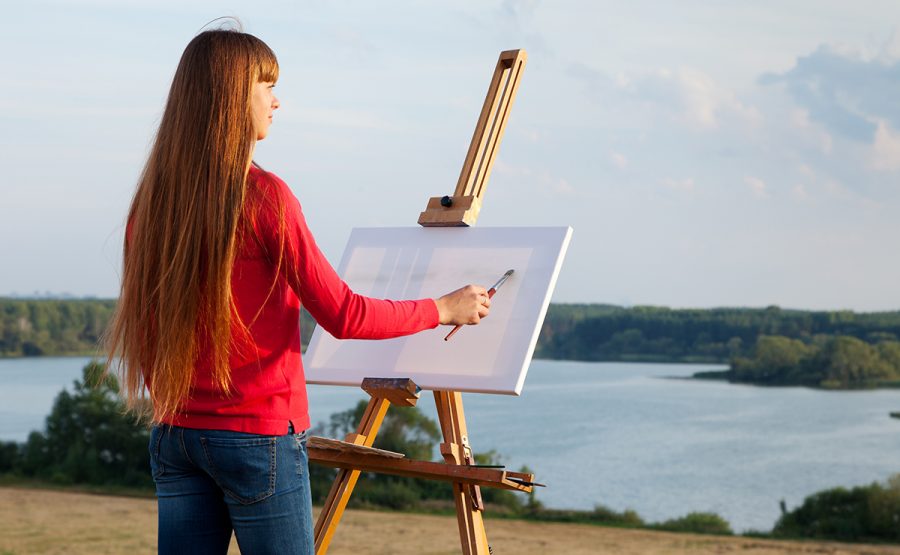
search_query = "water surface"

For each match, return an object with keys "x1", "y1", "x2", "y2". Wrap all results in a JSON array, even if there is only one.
[{"x1": 3, "y1": 357, "x2": 899, "y2": 532}]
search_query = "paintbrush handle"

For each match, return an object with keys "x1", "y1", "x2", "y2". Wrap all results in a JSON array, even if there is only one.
[
  {"x1": 443, "y1": 288, "x2": 496, "y2": 341},
  {"x1": 444, "y1": 324, "x2": 463, "y2": 341}
]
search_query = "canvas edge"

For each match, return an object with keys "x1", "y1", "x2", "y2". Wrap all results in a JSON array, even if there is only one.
[{"x1": 512, "y1": 226, "x2": 574, "y2": 395}]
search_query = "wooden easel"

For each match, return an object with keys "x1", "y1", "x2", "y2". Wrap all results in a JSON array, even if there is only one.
[{"x1": 309, "y1": 49, "x2": 529, "y2": 555}]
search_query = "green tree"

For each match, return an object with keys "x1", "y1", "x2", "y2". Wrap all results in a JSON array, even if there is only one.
[
  {"x1": 310, "y1": 401, "x2": 532, "y2": 512},
  {"x1": 0, "y1": 299, "x2": 116, "y2": 357},
  {"x1": 316, "y1": 400, "x2": 448, "y2": 509},
  {"x1": 653, "y1": 512, "x2": 733, "y2": 535},
  {"x1": 325, "y1": 400, "x2": 441, "y2": 462},
  {"x1": 0, "y1": 441, "x2": 18, "y2": 473},
  {"x1": 773, "y1": 475, "x2": 900, "y2": 542},
  {"x1": 815, "y1": 336, "x2": 892, "y2": 388},
  {"x1": 876, "y1": 341, "x2": 900, "y2": 378},
  {"x1": 731, "y1": 336, "x2": 811, "y2": 384},
  {"x1": 18, "y1": 361, "x2": 151, "y2": 487}
]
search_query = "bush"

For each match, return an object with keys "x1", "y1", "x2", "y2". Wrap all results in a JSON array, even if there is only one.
[
  {"x1": 311, "y1": 400, "x2": 452, "y2": 509},
  {"x1": 773, "y1": 475, "x2": 900, "y2": 542},
  {"x1": 653, "y1": 512, "x2": 733, "y2": 535},
  {"x1": 0, "y1": 442, "x2": 19, "y2": 473},
  {"x1": 356, "y1": 477, "x2": 423, "y2": 510},
  {"x1": 591, "y1": 505, "x2": 645, "y2": 527},
  {"x1": 514, "y1": 504, "x2": 645, "y2": 527},
  {"x1": 309, "y1": 401, "x2": 540, "y2": 514},
  {"x1": 473, "y1": 451, "x2": 531, "y2": 514}
]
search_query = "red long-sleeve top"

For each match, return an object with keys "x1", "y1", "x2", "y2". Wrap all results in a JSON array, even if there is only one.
[{"x1": 161, "y1": 166, "x2": 439, "y2": 434}]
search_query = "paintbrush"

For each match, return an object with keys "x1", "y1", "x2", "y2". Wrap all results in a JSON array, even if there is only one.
[{"x1": 444, "y1": 269, "x2": 514, "y2": 341}]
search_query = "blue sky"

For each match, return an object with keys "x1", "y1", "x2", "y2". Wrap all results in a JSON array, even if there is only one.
[{"x1": 3, "y1": 1, "x2": 900, "y2": 310}]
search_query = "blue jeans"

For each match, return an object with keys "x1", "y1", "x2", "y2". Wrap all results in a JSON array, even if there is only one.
[{"x1": 149, "y1": 424, "x2": 314, "y2": 554}]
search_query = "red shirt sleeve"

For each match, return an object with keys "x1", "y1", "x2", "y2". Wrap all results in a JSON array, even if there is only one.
[{"x1": 251, "y1": 168, "x2": 440, "y2": 340}]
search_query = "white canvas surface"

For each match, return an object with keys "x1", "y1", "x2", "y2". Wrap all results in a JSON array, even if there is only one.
[{"x1": 304, "y1": 226, "x2": 572, "y2": 394}]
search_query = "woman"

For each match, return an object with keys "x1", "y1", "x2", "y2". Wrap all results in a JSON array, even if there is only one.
[{"x1": 105, "y1": 28, "x2": 490, "y2": 554}]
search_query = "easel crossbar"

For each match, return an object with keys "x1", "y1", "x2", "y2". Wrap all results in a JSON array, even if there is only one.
[{"x1": 308, "y1": 445, "x2": 535, "y2": 492}]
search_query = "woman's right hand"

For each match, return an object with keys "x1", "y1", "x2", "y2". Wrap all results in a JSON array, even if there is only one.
[{"x1": 435, "y1": 285, "x2": 491, "y2": 326}]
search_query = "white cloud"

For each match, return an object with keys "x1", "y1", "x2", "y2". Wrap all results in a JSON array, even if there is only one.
[
  {"x1": 870, "y1": 120, "x2": 900, "y2": 171},
  {"x1": 760, "y1": 44, "x2": 900, "y2": 143},
  {"x1": 791, "y1": 183, "x2": 809, "y2": 201},
  {"x1": 549, "y1": 177, "x2": 576, "y2": 195},
  {"x1": 744, "y1": 176, "x2": 769, "y2": 198},
  {"x1": 609, "y1": 151, "x2": 628, "y2": 170},
  {"x1": 824, "y1": 179, "x2": 847, "y2": 197},
  {"x1": 675, "y1": 69, "x2": 720, "y2": 128},
  {"x1": 822, "y1": 133, "x2": 835, "y2": 154},
  {"x1": 296, "y1": 108, "x2": 396, "y2": 130},
  {"x1": 790, "y1": 109, "x2": 833, "y2": 154},
  {"x1": 493, "y1": 160, "x2": 575, "y2": 195},
  {"x1": 879, "y1": 29, "x2": 900, "y2": 62},
  {"x1": 662, "y1": 177, "x2": 695, "y2": 193},
  {"x1": 520, "y1": 129, "x2": 541, "y2": 143},
  {"x1": 621, "y1": 68, "x2": 759, "y2": 130}
]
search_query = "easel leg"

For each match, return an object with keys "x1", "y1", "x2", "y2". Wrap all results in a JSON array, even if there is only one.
[
  {"x1": 313, "y1": 396, "x2": 391, "y2": 554},
  {"x1": 434, "y1": 391, "x2": 491, "y2": 555}
]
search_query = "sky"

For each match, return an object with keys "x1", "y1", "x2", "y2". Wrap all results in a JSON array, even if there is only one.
[{"x1": 2, "y1": 1, "x2": 900, "y2": 311}]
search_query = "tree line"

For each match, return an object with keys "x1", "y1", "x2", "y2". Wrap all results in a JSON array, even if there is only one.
[
  {"x1": 534, "y1": 304, "x2": 900, "y2": 363},
  {"x1": 6, "y1": 298, "x2": 900, "y2": 388},
  {"x1": 0, "y1": 298, "x2": 313, "y2": 357},
  {"x1": 6, "y1": 298, "x2": 900, "y2": 363},
  {"x1": 0, "y1": 299, "x2": 116, "y2": 356}
]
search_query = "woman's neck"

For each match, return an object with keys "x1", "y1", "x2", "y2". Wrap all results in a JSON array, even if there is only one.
[{"x1": 246, "y1": 142, "x2": 257, "y2": 173}]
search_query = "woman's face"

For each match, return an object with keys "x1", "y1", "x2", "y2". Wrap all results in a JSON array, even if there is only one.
[{"x1": 251, "y1": 81, "x2": 279, "y2": 141}]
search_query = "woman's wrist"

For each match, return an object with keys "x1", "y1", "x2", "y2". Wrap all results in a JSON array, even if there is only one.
[{"x1": 433, "y1": 297, "x2": 448, "y2": 325}]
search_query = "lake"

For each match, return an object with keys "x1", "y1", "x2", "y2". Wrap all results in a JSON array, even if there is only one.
[{"x1": 2, "y1": 356, "x2": 899, "y2": 533}]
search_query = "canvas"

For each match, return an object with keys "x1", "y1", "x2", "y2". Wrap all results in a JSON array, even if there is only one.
[{"x1": 304, "y1": 226, "x2": 572, "y2": 394}]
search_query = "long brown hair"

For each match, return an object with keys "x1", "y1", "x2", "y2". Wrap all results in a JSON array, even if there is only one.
[{"x1": 105, "y1": 29, "x2": 279, "y2": 422}]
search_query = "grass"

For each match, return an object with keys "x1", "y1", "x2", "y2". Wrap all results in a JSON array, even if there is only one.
[
  {"x1": 0, "y1": 475, "x2": 727, "y2": 537},
  {"x1": 0, "y1": 475, "x2": 154, "y2": 499},
  {"x1": 4, "y1": 487, "x2": 900, "y2": 555}
]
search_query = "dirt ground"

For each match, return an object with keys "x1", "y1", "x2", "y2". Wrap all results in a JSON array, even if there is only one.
[{"x1": 1, "y1": 487, "x2": 899, "y2": 555}]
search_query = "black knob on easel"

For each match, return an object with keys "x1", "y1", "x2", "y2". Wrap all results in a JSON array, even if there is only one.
[{"x1": 440, "y1": 195, "x2": 453, "y2": 207}]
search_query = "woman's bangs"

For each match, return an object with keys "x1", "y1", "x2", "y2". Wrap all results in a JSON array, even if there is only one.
[{"x1": 254, "y1": 42, "x2": 279, "y2": 83}]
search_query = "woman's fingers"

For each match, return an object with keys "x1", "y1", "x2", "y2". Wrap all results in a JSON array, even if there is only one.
[
  {"x1": 467, "y1": 285, "x2": 489, "y2": 324},
  {"x1": 476, "y1": 303, "x2": 489, "y2": 321},
  {"x1": 435, "y1": 284, "x2": 491, "y2": 325}
]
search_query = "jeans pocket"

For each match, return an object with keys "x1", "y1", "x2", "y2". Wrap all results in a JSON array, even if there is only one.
[
  {"x1": 200, "y1": 435, "x2": 278, "y2": 505},
  {"x1": 148, "y1": 425, "x2": 165, "y2": 480},
  {"x1": 292, "y1": 430, "x2": 308, "y2": 476}
]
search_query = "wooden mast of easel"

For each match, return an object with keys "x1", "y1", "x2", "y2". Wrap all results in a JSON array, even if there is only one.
[
  {"x1": 311, "y1": 48, "x2": 527, "y2": 555},
  {"x1": 417, "y1": 47, "x2": 529, "y2": 548},
  {"x1": 419, "y1": 49, "x2": 528, "y2": 227}
]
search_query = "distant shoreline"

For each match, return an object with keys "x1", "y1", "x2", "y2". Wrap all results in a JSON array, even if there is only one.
[
  {"x1": 8, "y1": 299, "x2": 900, "y2": 364},
  {"x1": 692, "y1": 368, "x2": 900, "y2": 390},
  {"x1": 5, "y1": 353, "x2": 899, "y2": 393},
  {"x1": 0, "y1": 352, "x2": 104, "y2": 360}
]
